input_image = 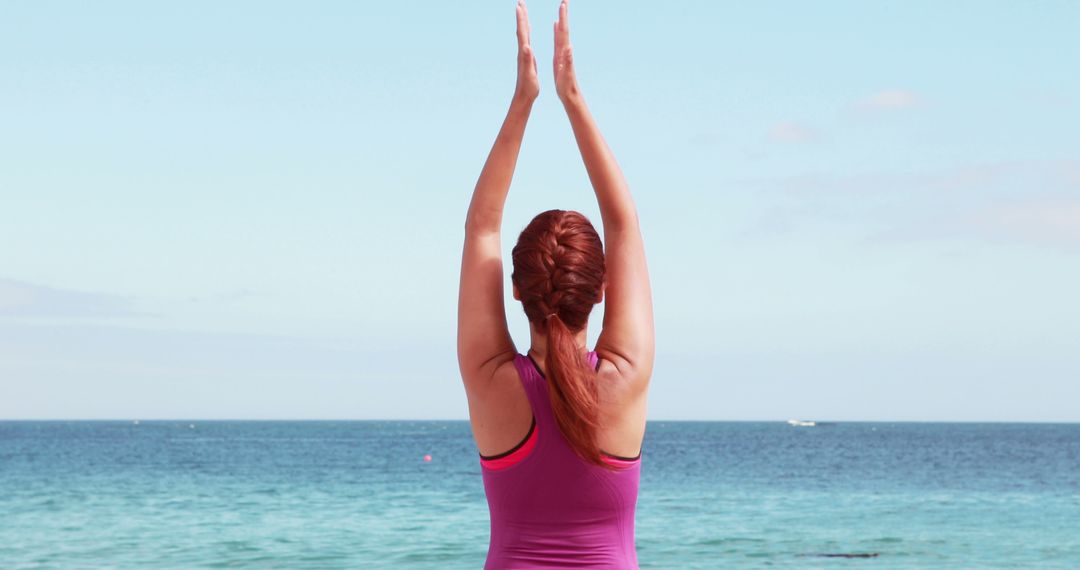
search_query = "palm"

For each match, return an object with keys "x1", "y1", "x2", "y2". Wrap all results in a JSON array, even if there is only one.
[
  {"x1": 553, "y1": 0, "x2": 578, "y2": 102},
  {"x1": 516, "y1": 0, "x2": 540, "y2": 102}
]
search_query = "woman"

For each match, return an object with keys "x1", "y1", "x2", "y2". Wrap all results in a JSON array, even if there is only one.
[{"x1": 457, "y1": 1, "x2": 654, "y2": 567}]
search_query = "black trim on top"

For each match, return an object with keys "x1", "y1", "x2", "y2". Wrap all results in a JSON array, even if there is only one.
[
  {"x1": 478, "y1": 417, "x2": 536, "y2": 460},
  {"x1": 527, "y1": 351, "x2": 640, "y2": 461},
  {"x1": 527, "y1": 352, "x2": 602, "y2": 379},
  {"x1": 527, "y1": 353, "x2": 546, "y2": 378},
  {"x1": 601, "y1": 450, "x2": 642, "y2": 461}
]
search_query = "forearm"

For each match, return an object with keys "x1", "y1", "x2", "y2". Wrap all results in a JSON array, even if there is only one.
[
  {"x1": 465, "y1": 97, "x2": 535, "y2": 233},
  {"x1": 562, "y1": 96, "x2": 639, "y2": 232}
]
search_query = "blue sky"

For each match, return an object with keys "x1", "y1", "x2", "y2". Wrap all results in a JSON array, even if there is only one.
[{"x1": 1, "y1": 1, "x2": 1078, "y2": 420}]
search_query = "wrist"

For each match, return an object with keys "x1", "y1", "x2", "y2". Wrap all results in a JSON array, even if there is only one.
[
  {"x1": 560, "y1": 90, "x2": 585, "y2": 111},
  {"x1": 511, "y1": 93, "x2": 537, "y2": 111},
  {"x1": 558, "y1": 84, "x2": 584, "y2": 109}
]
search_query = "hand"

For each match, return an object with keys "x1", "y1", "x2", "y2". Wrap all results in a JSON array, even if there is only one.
[
  {"x1": 515, "y1": 0, "x2": 540, "y2": 103},
  {"x1": 553, "y1": 0, "x2": 580, "y2": 104}
]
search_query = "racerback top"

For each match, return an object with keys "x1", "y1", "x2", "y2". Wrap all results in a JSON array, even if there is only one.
[{"x1": 480, "y1": 351, "x2": 641, "y2": 569}]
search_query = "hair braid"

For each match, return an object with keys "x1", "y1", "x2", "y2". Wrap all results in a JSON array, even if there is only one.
[{"x1": 511, "y1": 209, "x2": 609, "y2": 468}]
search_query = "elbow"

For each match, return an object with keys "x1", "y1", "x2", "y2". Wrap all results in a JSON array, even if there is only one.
[
  {"x1": 464, "y1": 214, "x2": 501, "y2": 236},
  {"x1": 604, "y1": 210, "x2": 642, "y2": 235}
]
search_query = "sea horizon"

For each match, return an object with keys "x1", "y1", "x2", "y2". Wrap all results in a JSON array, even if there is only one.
[{"x1": 3, "y1": 418, "x2": 1078, "y2": 424}]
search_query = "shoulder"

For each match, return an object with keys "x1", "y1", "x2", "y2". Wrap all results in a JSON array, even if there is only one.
[
  {"x1": 462, "y1": 351, "x2": 524, "y2": 402},
  {"x1": 460, "y1": 349, "x2": 518, "y2": 395},
  {"x1": 466, "y1": 354, "x2": 533, "y2": 451},
  {"x1": 594, "y1": 349, "x2": 652, "y2": 398},
  {"x1": 495, "y1": 354, "x2": 527, "y2": 388}
]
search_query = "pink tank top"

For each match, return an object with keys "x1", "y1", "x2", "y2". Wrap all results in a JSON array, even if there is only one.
[{"x1": 480, "y1": 351, "x2": 641, "y2": 569}]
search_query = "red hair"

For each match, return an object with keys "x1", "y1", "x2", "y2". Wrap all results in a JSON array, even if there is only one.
[{"x1": 511, "y1": 209, "x2": 609, "y2": 468}]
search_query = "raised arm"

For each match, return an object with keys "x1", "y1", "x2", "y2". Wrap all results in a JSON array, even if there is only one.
[
  {"x1": 554, "y1": 0, "x2": 655, "y2": 388},
  {"x1": 457, "y1": 0, "x2": 540, "y2": 391}
]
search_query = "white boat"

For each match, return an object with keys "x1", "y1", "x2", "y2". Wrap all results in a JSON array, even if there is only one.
[{"x1": 787, "y1": 419, "x2": 816, "y2": 427}]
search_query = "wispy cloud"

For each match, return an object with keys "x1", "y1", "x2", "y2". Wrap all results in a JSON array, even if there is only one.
[
  {"x1": 1032, "y1": 90, "x2": 1073, "y2": 108},
  {"x1": 856, "y1": 90, "x2": 923, "y2": 111},
  {"x1": 185, "y1": 288, "x2": 257, "y2": 304},
  {"x1": 767, "y1": 122, "x2": 818, "y2": 143},
  {"x1": 1059, "y1": 160, "x2": 1080, "y2": 187},
  {"x1": 740, "y1": 160, "x2": 1066, "y2": 196},
  {"x1": 0, "y1": 278, "x2": 140, "y2": 318},
  {"x1": 970, "y1": 198, "x2": 1080, "y2": 250},
  {"x1": 688, "y1": 132, "x2": 721, "y2": 147},
  {"x1": 737, "y1": 159, "x2": 1080, "y2": 251},
  {"x1": 0, "y1": 320, "x2": 456, "y2": 419},
  {"x1": 740, "y1": 168, "x2": 995, "y2": 195}
]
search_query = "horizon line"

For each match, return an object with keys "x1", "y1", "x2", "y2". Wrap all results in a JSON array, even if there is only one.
[{"x1": 2, "y1": 418, "x2": 1078, "y2": 424}]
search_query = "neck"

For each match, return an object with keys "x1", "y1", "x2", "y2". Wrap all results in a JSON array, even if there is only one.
[{"x1": 527, "y1": 323, "x2": 589, "y2": 362}]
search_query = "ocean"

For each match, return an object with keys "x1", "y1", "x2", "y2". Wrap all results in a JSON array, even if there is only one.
[{"x1": 1, "y1": 421, "x2": 1078, "y2": 569}]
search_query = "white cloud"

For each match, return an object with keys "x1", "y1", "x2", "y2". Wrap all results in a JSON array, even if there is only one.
[
  {"x1": 737, "y1": 160, "x2": 1080, "y2": 251},
  {"x1": 767, "y1": 122, "x2": 818, "y2": 143},
  {"x1": 688, "y1": 132, "x2": 721, "y2": 146},
  {"x1": 1059, "y1": 160, "x2": 1080, "y2": 187},
  {"x1": 739, "y1": 160, "x2": 1065, "y2": 196},
  {"x1": 0, "y1": 278, "x2": 139, "y2": 318},
  {"x1": 857, "y1": 90, "x2": 922, "y2": 110},
  {"x1": 1032, "y1": 90, "x2": 1073, "y2": 108},
  {"x1": 0, "y1": 321, "x2": 457, "y2": 419},
  {"x1": 971, "y1": 199, "x2": 1080, "y2": 248}
]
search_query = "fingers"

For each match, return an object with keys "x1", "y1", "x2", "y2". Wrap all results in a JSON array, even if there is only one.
[
  {"x1": 516, "y1": 0, "x2": 531, "y2": 50},
  {"x1": 559, "y1": 0, "x2": 569, "y2": 38},
  {"x1": 553, "y1": 0, "x2": 569, "y2": 52}
]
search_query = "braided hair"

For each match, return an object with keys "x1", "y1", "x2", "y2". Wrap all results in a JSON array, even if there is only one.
[{"x1": 511, "y1": 209, "x2": 608, "y2": 468}]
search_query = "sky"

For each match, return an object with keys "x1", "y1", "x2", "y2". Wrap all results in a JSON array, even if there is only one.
[{"x1": 1, "y1": 0, "x2": 1078, "y2": 421}]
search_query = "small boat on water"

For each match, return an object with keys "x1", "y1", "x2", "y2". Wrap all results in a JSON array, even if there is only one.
[{"x1": 787, "y1": 419, "x2": 816, "y2": 427}]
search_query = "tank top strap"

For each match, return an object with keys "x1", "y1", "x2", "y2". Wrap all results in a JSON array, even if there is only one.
[
  {"x1": 511, "y1": 353, "x2": 553, "y2": 430},
  {"x1": 511, "y1": 351, "x2": 600, "y2": 431}
]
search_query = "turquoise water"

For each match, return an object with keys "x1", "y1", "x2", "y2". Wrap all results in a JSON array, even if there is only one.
[{"x1": 2, "y1": 421, "x2": 1078, "y2": 568}]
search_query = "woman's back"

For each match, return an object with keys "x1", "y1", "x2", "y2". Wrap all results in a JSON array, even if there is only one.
[
  {"x1": 458, "y1": 1, "x2": 653, "y2": 567},
  {"x1": 481, "y1": 352, "x2": 639, "y2": 569}
]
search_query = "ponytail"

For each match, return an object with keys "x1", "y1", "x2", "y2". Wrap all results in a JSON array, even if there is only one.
[
  {"x1": 512, "y1": 209, "x2": 610, "y2": 469},
  {"x1": 545, "y1": 313, "x2": 611, "y2": 469}
]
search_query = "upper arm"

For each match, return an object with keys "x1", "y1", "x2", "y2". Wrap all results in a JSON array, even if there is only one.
[
  {"x1": 595, "y1": 221, "x2": 654, "y2": 391},
  {"x1": 559, "y1": 101, "x2": 653, "y2": 388},
  {"x1": 457, "y1": 227, "x2": 517, "y2": 393}
]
